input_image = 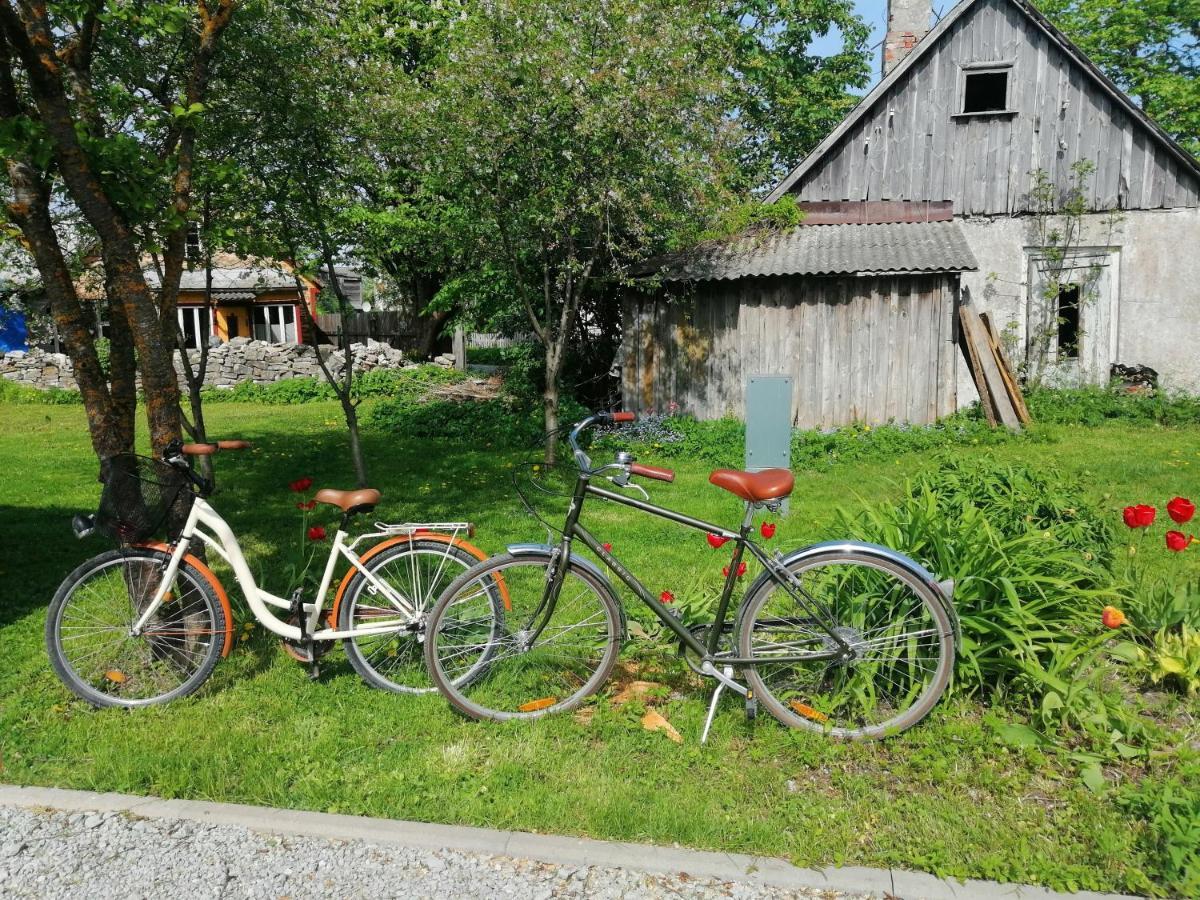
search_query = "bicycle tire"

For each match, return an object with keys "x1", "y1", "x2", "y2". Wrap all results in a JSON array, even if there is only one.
[
  {"x1": 339, "y1": 538, "x2": 499, "y2": 694},
  {"x1": 46, "y1": 548, "x2": 226, "y2": 708},
  {"x1": 424, "y1": 552, "x2": 622, "y2": 721},
  {"x1": 736, "y1": 548, "x2": 954, "y2": 740}
]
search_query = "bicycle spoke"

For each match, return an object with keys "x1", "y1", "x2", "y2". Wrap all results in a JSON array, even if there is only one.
[{"x1": 743, "y1": 556, "x2": 951, "y2": 738}]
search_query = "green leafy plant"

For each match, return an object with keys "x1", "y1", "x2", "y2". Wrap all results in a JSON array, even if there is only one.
[
  {"x1": 593, "y1": 409, "x2": 1028, "y2": 471},
  {"x1": 1026, "y1": 385, "x2": 1200, "y2": 426},
  {"x1": 1146, "y1": 625, "x2": 1200, "y2": 696},
  {"x1": 837, "y1": 459, "x2": 1131, "y2": 738},
  {"x1": 1118, "y1": 760, "x2": 1200, "y2": 898}
]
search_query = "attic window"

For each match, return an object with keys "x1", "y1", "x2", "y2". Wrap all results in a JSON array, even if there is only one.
[{"x1": 957, "y1": 65, "x2": 1014, "y2": 116}]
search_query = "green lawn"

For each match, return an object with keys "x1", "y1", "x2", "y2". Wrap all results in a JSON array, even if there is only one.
[{"x1": 2, "y1": 399, "x2": 1197, "y2": 896}]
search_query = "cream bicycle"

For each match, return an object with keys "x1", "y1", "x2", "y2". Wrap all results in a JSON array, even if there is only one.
[{"x1": 46, "y1": 439, "x2": 503, "y2": 708}]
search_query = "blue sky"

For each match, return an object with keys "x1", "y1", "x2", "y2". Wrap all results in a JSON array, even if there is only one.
[
  {"x1": 809, "y1": 0, "x2": 887, "y2": 77},
  {"x1": 811, "y1": 0, "x2": 959, "y2": 90}
]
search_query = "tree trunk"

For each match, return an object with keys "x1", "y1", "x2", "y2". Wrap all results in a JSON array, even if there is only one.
[
  {"x1": 543, "y1": 345, "x2": 564, "y2": 465},
  {"x1": 342, "y1": 397, "x2": 369, "y2": 488},
  {"x1": 1, "y1": 3, "x2": 182, "y2": 452}
]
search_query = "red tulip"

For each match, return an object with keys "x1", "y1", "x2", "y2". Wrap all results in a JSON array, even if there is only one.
[
  {"x1": 659, "y1": 590, "x2": 674, "y2": 604},
  {"x1": 1167, "y1": 497, "x2": 1195, "y2": 524},
  {"x1": 1101, "y1": 606, "x2": 1126, "y2": 628},
  {"x1": 1122, "y1": 505, "x2": 1156, "y2": 528},
  {"x1": 722, "y1": 562, "x2": 748, "y2": 578},
  {"x1": 290, "y1": 476, "x2": 313, "y2": 493},
  {"x1": 706, "y1": 533, "x2": 729, "y2": 549},
  {"x1": 602, "y1": 542, "x2": 613, "y2": 553},
  {"x1": 760, "y1": 522, "x2": 776, "y2": 539},
  {"x1": 1166, "y1": 530, "x2": 1191, "y2": 552},
  {"x1": 296, "y1": 500, "x2": 317, "y2": 511},
  {"x1": 307, "y1": 525, "x2": 326, "y2": 541}
]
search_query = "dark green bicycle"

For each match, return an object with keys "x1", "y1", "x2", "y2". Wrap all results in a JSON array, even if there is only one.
[{"x1": 424, "y1": 412, "x2": 958, "y2": 740}]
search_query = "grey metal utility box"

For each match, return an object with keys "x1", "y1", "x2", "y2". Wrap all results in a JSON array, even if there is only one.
[{"x1": 745, "y1": 375, "x2": 793, "y2": 513}]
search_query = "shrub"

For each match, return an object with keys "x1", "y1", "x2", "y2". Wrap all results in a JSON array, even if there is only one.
[
  {"x1": 200, "y1": 365, "x2": 466, "y2": 405},
  {"x1": 464, "y1": 346, "x2": 509, "y2": 366},
  {"x1": 593, "y1": 409, "x2": 1029, "y2": 470},
  {"x1": 1026, "y1": 386, "x2": 1200, "y2": 426},
  {"x1": 837, "y1": 458, "x2": 1121, "y2": 703},
  {"x1": 369, "y1": 395, "x2": 589, "y2": 447},
  {"x1": 0, "y1": 379, "x2": 82, "y2": 404}
]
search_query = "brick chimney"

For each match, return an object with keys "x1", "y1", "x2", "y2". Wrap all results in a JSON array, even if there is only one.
[{"x1": 883, "y1": 0, "x2": 932, "y2": 75}]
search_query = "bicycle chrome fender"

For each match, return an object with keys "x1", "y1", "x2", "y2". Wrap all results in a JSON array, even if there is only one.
[
  {"x1": 748, "y1": 540, "x2": 961, "y2": 650},
  {"x1": 506, "y1": 543, "x2": 628, "y2": 641}
]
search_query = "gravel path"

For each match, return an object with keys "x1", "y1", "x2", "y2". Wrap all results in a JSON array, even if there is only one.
[{"x1": 0, "y1": 805, "x2": 866, "y2": 900}]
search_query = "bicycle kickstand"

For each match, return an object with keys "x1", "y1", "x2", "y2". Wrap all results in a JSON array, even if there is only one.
[{"x1": 700, "y1": 665, "x2": 734, "y2": 744}]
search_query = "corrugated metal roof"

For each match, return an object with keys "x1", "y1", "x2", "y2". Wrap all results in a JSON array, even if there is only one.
[
  {"x1": 144, "y1": 265, "x2": 300, "y2": 292},
  {"x1": 650, "y1": 221, "x2": 978, "y2": 282}
]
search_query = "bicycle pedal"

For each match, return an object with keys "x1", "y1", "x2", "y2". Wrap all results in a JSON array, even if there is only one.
[
  {"x1": 745, "y1": 691, "x2": 757, "y2": 723},
  {"x1": 307, "y1": 660, "x2": 321, "y2": 681}
]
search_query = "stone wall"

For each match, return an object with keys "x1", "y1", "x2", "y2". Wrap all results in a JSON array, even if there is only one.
[{"x1": 1, "y1": 337, "x2": 430, "y2": 392}]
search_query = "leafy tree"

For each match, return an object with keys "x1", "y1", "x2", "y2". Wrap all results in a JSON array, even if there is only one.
[
  {"x1": 1041, "y1": 0, "x2": 1200, "y2": 156},
  {"x1": 196, "y1": 0, "x2": 389, "y2": 486},
  {"x1": 404, "y1": 0, "x2": 743, "y2": 462},
  {"x1": 0, "y1": 0, "x2": 237, "y2": 460},
  {"x1": 724, "y1": 0, "x2": 872, "y2": 187}
]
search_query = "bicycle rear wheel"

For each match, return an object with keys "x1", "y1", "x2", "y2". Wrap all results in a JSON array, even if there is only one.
[
  {"x1": 340, "y1": 538, "x2": 496, "y2": 694},
  {"x1": 425, "y1": 552, "x2": 622, "y2": 721},
  {"x1": 737, "y1": 548, "x2": 954, "y2": 739},
  {"x1": 46, "y1": 548, "x2": 226, "y2": 708}
]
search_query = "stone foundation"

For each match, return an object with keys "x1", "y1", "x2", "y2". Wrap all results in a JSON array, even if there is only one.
[{"x1": 0, "y1": 337, "x2": 438, "y2": 392}]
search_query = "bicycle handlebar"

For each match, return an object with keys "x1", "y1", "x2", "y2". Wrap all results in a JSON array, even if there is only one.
[
  {"x1": 630, "y1": 462, "x2": 675, "y2": 483},
  {"x1": 181, "y1": 439, "x2": 252, "y2": 455},
  {"x1": 163, "y1": 437, "x2": 251, "y2": 498},
  {"x1": 567, "y1": 412, "x2": 674, "y2": 483}
]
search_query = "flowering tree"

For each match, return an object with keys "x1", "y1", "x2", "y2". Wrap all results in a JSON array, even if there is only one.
[{"x1": 403, "y1": 1, "x2": 747, "y2": 462}]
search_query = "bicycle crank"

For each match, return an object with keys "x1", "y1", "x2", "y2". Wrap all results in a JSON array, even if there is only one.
[{"x1": 280, "y1": 613, "x2": 334, "y2": 664}]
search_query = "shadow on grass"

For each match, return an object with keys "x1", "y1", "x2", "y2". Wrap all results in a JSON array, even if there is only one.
[
  {"x1": 0, "y1": 505, "x2": 106, "y2": 628},
  {"x1": 1, "y1": 413, "x2": 541, "y2": 638}
]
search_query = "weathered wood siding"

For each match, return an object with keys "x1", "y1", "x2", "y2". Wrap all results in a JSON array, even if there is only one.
[
  {"x1": 622, "y1": 275, "x2": 958, "y2": 427},
  {"x1": 791, "y1": 0, "x2": 1200, "y2": 213}
]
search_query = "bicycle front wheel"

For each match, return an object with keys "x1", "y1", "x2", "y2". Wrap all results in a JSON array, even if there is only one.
[
  {"x1": 340, "y1": 538, "x2": 495, "y2": 694},
  {"x1": 737, "y1": 549, "x2": 954, "y2": 739},
  {"x1": 425, "y1": 552, "x2": 622, "y2": 721},
  {"x1": 46, "y1": 549, "x2": 227, "y2": 708}
]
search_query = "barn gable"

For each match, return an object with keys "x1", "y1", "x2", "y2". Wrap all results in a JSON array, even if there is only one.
[{"x1": 766, "y1": 0, "x2": 1200, "y2": 214}]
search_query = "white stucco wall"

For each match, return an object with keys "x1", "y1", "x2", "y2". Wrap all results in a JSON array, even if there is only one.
[{"x1": 954, "y1": 207, "x2": 1200, "y2": 403}]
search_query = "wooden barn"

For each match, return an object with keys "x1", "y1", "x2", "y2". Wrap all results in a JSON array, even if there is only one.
[
  {"x1": 623, "y1": 215, "x2": 977, "y2": 427},
  {"x1": 624, "y1": 0, "x2": 1200, "y2": 424}
]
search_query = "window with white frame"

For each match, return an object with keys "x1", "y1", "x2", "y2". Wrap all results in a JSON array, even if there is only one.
[
  {"x1": 252, "y1": 304, "x2": 297, "y2": 343},
  {"x1": 177, "y1": 306, "x2": 210, "y2": 350},
  {"x1": 958, "y1": 63, "x2": 1014, "y2": 116}
]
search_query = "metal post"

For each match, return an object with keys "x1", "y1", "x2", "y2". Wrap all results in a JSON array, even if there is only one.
[{"x1": 745, "y1": 375, "x2": 793, "y2": 514}]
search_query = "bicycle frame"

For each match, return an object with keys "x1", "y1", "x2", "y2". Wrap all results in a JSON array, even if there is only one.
[
  {"x1": 537, "y1": 470, "x2": 850, "y2": 669},
  {"x1": 130, "y1": 496, "x2": 468, "y2": 643}
]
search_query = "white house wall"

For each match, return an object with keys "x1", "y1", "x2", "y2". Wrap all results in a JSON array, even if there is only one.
[{"x1": 956, "y1": 207, "x2": 1200, "y2": 399}]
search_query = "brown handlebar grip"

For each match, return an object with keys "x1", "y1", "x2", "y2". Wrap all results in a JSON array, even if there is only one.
[
  {"x1": 611, "y1": 411, "x2": 636, "y2": 423},
  {"x1": 217, "y1": 440, "x2": 251, "y2": 450},
  {"x1": 630, "y1": 462, "x2": 675, "y2": 483},
  {"x1": 181, "y1": 443, "x2": 217, "y2": 456}
]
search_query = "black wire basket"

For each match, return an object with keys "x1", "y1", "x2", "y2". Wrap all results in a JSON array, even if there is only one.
[{"x1": 96, "y1": 453, "x2": 194, "y2": 544}]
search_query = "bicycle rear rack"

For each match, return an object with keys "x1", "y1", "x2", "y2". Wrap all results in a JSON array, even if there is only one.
[{"x1": 346, "y1": 522, "x2": 475, "y2": 552}]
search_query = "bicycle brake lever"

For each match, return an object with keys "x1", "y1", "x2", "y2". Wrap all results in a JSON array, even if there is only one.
[{"x1": 607, "y1": 475, "x2": 649, "y2": 501}]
